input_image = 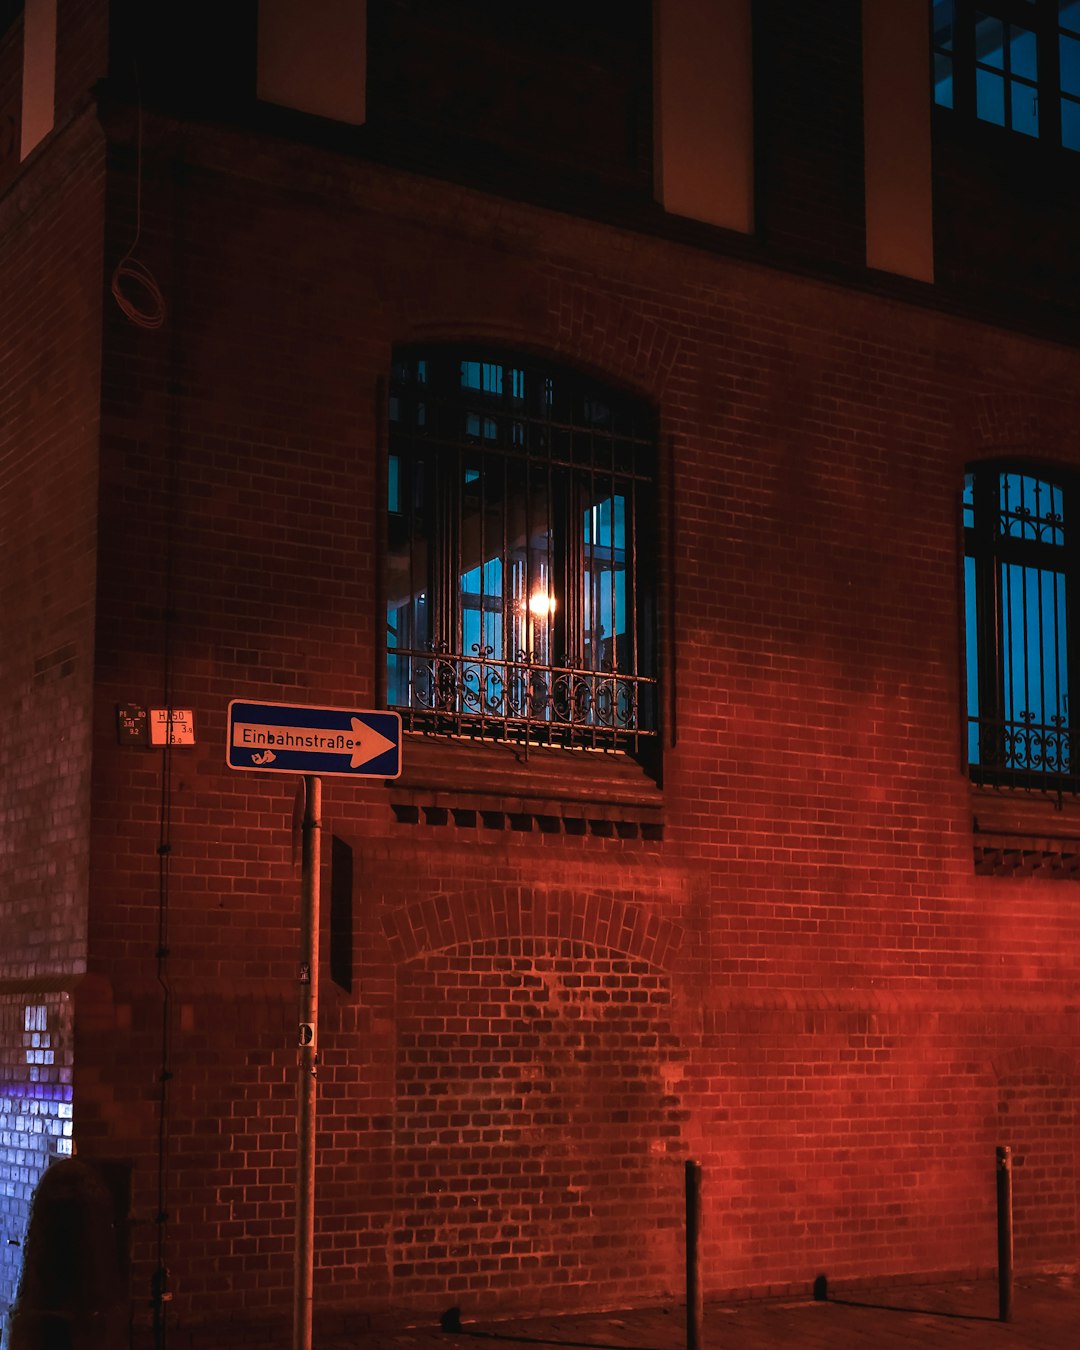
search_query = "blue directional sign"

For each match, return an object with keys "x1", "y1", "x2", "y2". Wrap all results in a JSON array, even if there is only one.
[{"x1": 226, "y1": 700, "x2": 402, "y2": 779}]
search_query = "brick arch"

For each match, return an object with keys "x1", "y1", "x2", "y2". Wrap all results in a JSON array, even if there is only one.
[
  {"x1": 382, "y1": 890, "x2": 679, "y2": 971},
  {"x1": 390, "y1": 256, "x2": 552, "y2": 350},
  {"x1": 990, "y1": 1045, "x2": 1079, "y2": 1082},
  {"x1": 967, "y1": 393, "x2": 1080, "y2": 460},
  {"x1": 391, "y1": 270, "x2": 683, "y2": 402},
  {"x1": 396, "y1": 299, "x2": 681, "y2": 409},
  {"x1": 400, "y1": 317, "x2": 557, "y2": 354},
  {"x1": 389, "y1": 257, "x2": 684, "y2": 407},
  {"x1": 546, "y1": 276, "x2": 684, "y2": 402}
]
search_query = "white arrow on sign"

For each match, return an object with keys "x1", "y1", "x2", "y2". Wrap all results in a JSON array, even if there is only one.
[{"x1": 232, "y1": 717, "x2": 397, "y2": 770}]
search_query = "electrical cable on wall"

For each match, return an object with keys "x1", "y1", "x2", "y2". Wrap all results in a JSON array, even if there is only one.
[
  {"x1": 152, "y1": 390, "x2": 179, "y2": 1350},
  {"x1": 111, "y1": 75, "x2": 167, "y2": 330},
  {"x1": 153, "y1": 726, "x2": 174, "y2": 1350},
  {"x1": 149, "y1": 268, "x2": 185, "y2": 1350},
  {"x1": 150, "y1": 94, "x2": 185, "y2": 1350}
]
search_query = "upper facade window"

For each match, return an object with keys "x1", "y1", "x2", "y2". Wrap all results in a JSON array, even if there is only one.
[
  {"x1": 934, "y1": 1, "x2": 1080, "y2": 150},
  {"x1": 387, "y1": 348, "x2": 658, "y2": 756},
  {"x1": 963, "y1": 464, "x2": 1076, "y2": 789}
]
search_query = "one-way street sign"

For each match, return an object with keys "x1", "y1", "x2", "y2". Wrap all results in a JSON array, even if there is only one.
[{"x1": 226, "y1": 700, "x2": 402, "y2": 778}]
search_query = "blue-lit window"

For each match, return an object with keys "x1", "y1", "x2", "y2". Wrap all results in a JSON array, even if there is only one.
[
  {"x1": 934, "y1": 0, "x2": 957, "y2": 106},
  {"x1": 1060, "y1": 0, "x2": 1080, "y2": 146},
  {"x1": 963, "y1": 465, "x2": 1075, "y2": 788},
  {"x1": 934, "y1": 1, "x2": 1080, "y2": 150},
  {"x1": 975, "y1": 12, "x2": 1039, "y2": 135},
  {"x1": 386, "y1": 348, "x2": 658, "y2": 754}
]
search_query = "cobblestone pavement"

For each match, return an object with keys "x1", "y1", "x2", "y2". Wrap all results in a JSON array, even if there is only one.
[{"x1": 321, "y1": 1276, "x2": 1080, "y2": 1350}]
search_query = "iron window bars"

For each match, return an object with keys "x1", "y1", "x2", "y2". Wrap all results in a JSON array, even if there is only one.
[
  {"x1": 964, "y1": 463, "x2": 1077, "y2": 790},
  {"x1": 387, "y1": 348, "x2": 658, "y2": 755}
]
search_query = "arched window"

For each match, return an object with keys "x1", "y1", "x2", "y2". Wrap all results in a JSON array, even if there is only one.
[
  {"x1": 386, "y1": 347, "x2": 658, "y2": 754},
  {"x1": 963, "y1": 463, "x2": 1076, "y2": 788}
]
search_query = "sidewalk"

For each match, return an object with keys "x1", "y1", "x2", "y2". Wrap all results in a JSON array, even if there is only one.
[{"x1": 322, "y1": 1275, "x2": 1080, "y2": 1350}]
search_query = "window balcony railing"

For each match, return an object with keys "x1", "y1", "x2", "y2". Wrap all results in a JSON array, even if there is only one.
[
  {"x1": 391, "y1": 644, "x2": 659, "y2": 754},
  {"x1": 969, "y1": 712, "x2": 1077, "y2": 791}
]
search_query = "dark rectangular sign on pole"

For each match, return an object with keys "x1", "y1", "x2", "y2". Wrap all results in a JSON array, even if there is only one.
[{"x1": 226, "y1": 700, "x2": 402, "y2": 779}]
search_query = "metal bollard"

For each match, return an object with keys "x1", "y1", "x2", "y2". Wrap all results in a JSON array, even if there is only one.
[
  {"x1": 685, "y1": 1160, "x2": 703, "y2": 1350},
  {"x1": 996, "y1": 1145, "x2": 1013, "y2": 1324}
]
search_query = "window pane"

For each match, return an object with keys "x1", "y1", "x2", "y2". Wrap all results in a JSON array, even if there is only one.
[
  {"x1": 964, "y1": 555, "x2": 981, "y2": 766},
  {"x1": 1001, "y1": 563, "x2": 1069, "y2": 772},
  {"x1": 1011, "y1": 79, "x2": 1039, "y2": 135},
  {"x1": 583, "y1": 495, "x2": 628, "y2": 672},
  {"x1": 935, "y1": 53, "x2": 954, "y2": 107},
  {"x1": 933, "y1": 0, "x2": 954, "y2": 50},
  {"x1": 461, "y1": 360, "x2": 504, "y2": 395},
  {"x1": 1061, "y1": 0, "x2": 1080, "y2": 37},
  {"x1": 975, "y1": 14, "x2": 1005, "y2": 69},
  {"x1": 465, "y1": 412, "x2": 498, "y2": 440},
  {"x1": 962, "y1": 472, "x2": 975, "y2": 529},
  {"x1": 977, "y1": 67, "x2": 1006, "y2": 124},
  {"x1": 1063, "y1": 94, "x2": 1080, "y2": 147},
  {"x1": 1061, "y1": 33, "x2": 1080, "y2": 95},
  {"x1": 460, "y1": 559, "x2": 504, "y2": 655},
  {"x1": 460, "y1": 557, "x2": 506, "y2": 709},
  {"x1": 1000, "y1": 472, "x2": 1066, "y2": 544},
  {"x1": 388, "y1": 454, "x2": 400, "y2": 512},
  {"x1": 1009, "y1": 26, "x2": 1038, "y2": 81}
]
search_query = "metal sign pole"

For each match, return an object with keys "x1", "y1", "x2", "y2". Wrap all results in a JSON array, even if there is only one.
[
  {"x1": 224, "y1": 708, "x2": 398, "y2": 1346},
  {"x1": 293, "y1": 775, "x2": 321, "y2": 1350}
]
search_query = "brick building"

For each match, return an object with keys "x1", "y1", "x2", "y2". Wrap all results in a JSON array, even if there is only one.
[{"x1": 2, "y1": 0, "x2": 1080, "y2": 1344}]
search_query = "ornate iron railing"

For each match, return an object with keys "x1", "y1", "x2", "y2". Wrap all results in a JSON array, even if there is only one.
[
  {"x1": 969, "y1": 712, "x2": 1076, "y2": 791},
  {"x1": 392, "y1": 644, "x2": 658, "y2": 752}
]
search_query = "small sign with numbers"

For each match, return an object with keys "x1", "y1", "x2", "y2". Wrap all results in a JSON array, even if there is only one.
[{"x1": 149, "y1": 709, "x2": 196, "y2": 746}]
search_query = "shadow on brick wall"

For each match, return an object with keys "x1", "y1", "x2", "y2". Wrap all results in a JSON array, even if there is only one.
[{"x1": 7, "y1": 1159, "x2": 128, "y2": 1350}]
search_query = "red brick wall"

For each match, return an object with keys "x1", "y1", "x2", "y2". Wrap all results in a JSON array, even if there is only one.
[
  {"x1": 0, "y1": 110, "x2": 103, "y2": 973},
  {"x1": 64, "y1": 123, "x2": 1080, "y2": 1341},
  {"x1": 0, "y1": 110, "x2": 105, "y2": 1323},
  {"x1": 390, "y1": 944, "x2": 681, "y2": 1302},
  {"x1": 995, "y1": 1048, "x2": 1079, "y2": 1271}
]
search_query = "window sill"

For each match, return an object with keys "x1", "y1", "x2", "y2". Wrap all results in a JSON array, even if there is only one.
[
  {"x1": 972, "y1": 784, "x2": 1080, "y2": 878},
  {"x1": 388, "y1": 733, "x2": 663, "y2": 837}
]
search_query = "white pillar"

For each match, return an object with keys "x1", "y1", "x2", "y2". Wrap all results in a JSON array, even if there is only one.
[
  {"x1": 257, "y1": 0, "x2": 366, "y2": 126},
  {"x1": 653, "y1": 0, "x2": 754, "y2": 234},
  {"x1": 863, "y1": 0, "x2": 935, "y2": 281},
  {"x1": 20, "y1": 0, "x2": 57, "y2": 161}
]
